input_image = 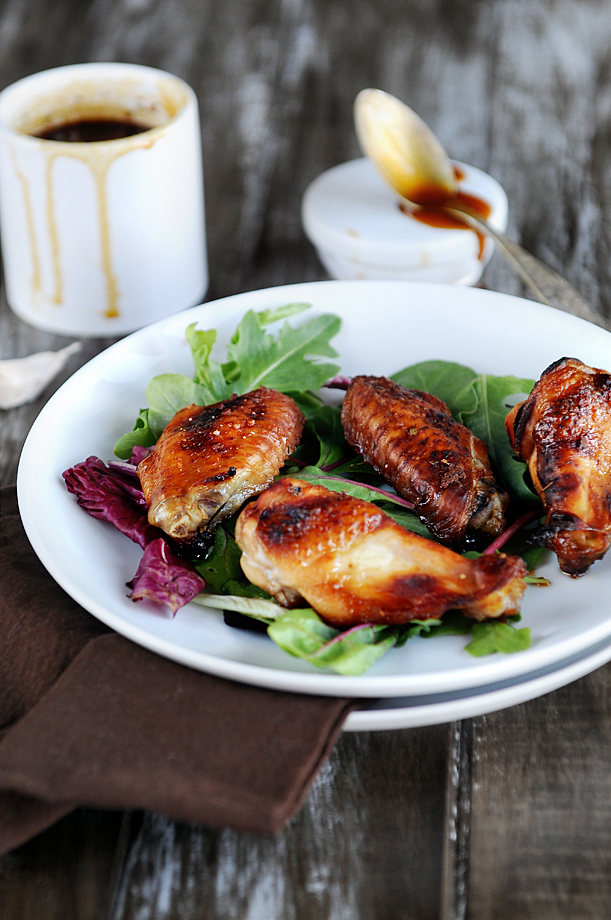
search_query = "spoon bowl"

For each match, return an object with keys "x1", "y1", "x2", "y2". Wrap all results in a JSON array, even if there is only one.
[{"x1": 354, "y1": 88, "x2": 457, "y2": 206}]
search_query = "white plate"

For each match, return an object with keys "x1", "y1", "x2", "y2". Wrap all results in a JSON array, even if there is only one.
[
  {"x1": 17, "y1": 280, "x2": 611, "y2": 698},
  {"x1": 345, "y1": 632, "x2": 611, "y2": 730}
]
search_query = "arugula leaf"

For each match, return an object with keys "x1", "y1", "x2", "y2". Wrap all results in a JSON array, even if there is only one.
[
  {"x1": 256, "y1": 302, "x2": 312, "y2": 326},
  {"x1": 114, "y1": 304, "x2": 342, "y2": 457},
  {"x1": 224, "y1": 310, "x2": 341, "y2": 394},
  {"x1": 185, "y1": 324, "x2": 229, "y2": 400}
]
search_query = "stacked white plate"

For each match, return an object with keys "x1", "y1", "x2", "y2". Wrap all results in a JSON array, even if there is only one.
[
  {"x1": 301, "y1": 158, "x2": 508, "y2": 287},
  {"x1": 18, "y1": 281, "x2": 611, "y2": 731}
]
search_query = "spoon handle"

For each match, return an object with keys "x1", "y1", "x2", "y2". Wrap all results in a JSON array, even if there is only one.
[{"x1": 446, "y1": 202, "x2": 611, "y2": 333}]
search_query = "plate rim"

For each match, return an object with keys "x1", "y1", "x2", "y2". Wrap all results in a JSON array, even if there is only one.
[{"x1": 344, "y1": 630, "x2": 611, "y2": 731}]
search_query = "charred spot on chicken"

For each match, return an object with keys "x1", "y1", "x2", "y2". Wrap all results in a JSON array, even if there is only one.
[
  {"x1": 235, "y1": 477, "x2": 527, "y2": 627},
  {"x1": 138, "y1": 387, "x2": 305, "y2": 553}
]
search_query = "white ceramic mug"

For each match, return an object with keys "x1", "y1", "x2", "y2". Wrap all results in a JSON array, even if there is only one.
[{"x1": 0, "y1": 62, "x2": 208, "y2": 336}]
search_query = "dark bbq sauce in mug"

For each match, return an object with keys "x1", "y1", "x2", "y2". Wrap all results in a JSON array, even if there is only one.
[{"x1": 31, "y1": 117, "x2": 152, "y2": 142}]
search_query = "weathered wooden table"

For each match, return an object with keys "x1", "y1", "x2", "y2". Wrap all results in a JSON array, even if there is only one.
[{"x1": 2, "y1": 1, "x2": 611, "y2": 917}]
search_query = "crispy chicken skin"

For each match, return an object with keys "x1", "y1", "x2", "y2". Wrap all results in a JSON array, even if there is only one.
[
  {"x1": 235, "y1": 478, "x2": 527, "y2": 626},
  {"x1": 341, "y1": 376, "x2": 508, "y2": 546},
  {"x1": 506, "y1": 357, "x2": 611, "y2": 576},
  {"x1": 138, "y1": 388, "x2": 305, "y2": 547}
]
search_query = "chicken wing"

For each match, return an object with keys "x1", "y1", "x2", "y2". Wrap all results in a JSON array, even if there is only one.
[
  {"x1": 505, "y1": 357, "x2": 611, "y2": 576},
  {"x1": 341, "y1": 375, "x2": 508, "y2": 545},
  {"x1": 235, "y1": 478, "x2": 527, "y2": 626},
  {"x1": 138, "y1": 388, "x2": 305, "y2": 549}
]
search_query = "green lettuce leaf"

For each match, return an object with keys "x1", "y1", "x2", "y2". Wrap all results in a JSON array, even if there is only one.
[
  {"x1": 392, "y1": 359, "x2": 538, "y2": 503},
  {"x1": 191, "y1": 592, "x2": 280, "y2": 623},
  {"x1": 268, "y1": 609, "x2": 399, "y2": 675},
  {"x1": 392, "y1": 360, "x2": 480, "y2": 418},
  {"x1": 304, "y1": 404, "x2": 351, "y2": 468},
  {"x1": 194, "y1": 526, "x2": 244, "y2": 593},
  {"x1": 461, "y1": 374, "x2": 538, "y2": 502},
  {"x1": 465, "y1": 619, "x2": 531, "y2": 656},
  {"x1": 113, "y1": 408, "x2": 157, "y2": 459},
  {"x1": 185, "y1": 324, "x2": 229, "y2": 400},
  {"x1": 146, "y1": 374, "x2": 217, "y2": 439}
]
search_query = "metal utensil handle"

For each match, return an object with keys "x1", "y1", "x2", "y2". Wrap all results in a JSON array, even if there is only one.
[{"x1": 447, "y1": 202, "x2": 611, "y2": 333}]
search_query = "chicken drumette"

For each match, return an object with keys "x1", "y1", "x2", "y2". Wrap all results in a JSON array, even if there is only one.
[
  {"x1": 341, "y1": 375, "x2": 508, "y2": 546},
  {"x1": 138, "y1": 387, "x2": 305, "y2": 550},
  {"x1": 506, "y1": 357, "x2": 611, "y2": 576},
  {"x1": 235, "y1": 478, "x2": 527, "y2": 627}
]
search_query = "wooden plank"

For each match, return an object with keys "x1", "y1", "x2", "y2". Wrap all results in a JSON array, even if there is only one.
[
  {"x1": 0, "y1": 809, "x2": 129, "y2": 920},
  {"x1": 484, "y1": 0, "x2": 611, "y2": 317},
  {"x1": 468, "y1": 667, "x2": 611, "y2": 919},
  {"x1": 465, "y1": 3, "x2": 611, "y2": 915},
  {"x1": 111, "y1": 727, "x2": 450, "y2": 920}
]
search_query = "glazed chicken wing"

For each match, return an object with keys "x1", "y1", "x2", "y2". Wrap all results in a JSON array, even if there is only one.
[
  {"x1": 506, "y1": 357, "x2": 611, "y2": 576},
  {"x1": 235, "y1": 478, "x2": 527, "y2": 627},
  {"x1": 138, "y1": 388, "x2": 305, "y2": 549},
  {"x1": 341, "y1": 376, "x2": 508, "y2": 546}
]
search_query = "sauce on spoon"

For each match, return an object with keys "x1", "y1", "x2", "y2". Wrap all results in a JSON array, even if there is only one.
[{"x1": 399, "y1": 168, "x2": 492, "y2": 259}]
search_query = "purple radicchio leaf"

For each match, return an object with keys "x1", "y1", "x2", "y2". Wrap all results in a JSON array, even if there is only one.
[
  {"x1": 106, "y1": 443, "x2": 153, "y2": 480},
  {"x1": 127, "y1": 537, "x2": 205, "y2": 615},
  {"x1": 323, "y1": 375, "x2": 352, "y2": 391},
  {"x1": 129, "y1": 444, "x2": 154, "y2": 465},
  {"x1": 63, "y1": 455, "x2": 155, "y2": 548},
  {"x1": 63, "y1": 456, "x2": 205, "y2": 614},
  {"x1": 107, "y1": 459, "x2": 141, "y2": 479}
]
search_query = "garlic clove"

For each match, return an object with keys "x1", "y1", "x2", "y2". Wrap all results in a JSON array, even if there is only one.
[{"x1": 0, "y1": 342, "x2": 81, "y2": 409}]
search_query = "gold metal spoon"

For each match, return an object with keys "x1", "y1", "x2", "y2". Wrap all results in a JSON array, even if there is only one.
[{"x1": 354, "y1": 88, "x2": 610, "y2": 332}]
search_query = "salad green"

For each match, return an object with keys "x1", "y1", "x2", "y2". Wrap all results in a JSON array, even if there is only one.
[{"x1": 113, "y1": 303, "x2": 543, "y2": 676}]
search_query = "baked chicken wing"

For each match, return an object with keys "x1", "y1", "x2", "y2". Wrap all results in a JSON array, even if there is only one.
[
  {"x1": 341, "y1": 376, "x2": 508, "y2": 545},
  {"x1": 506, "y1": 357, "x2": 611, "y2": 576},
  {"x1": 138, "y1": 388, "x2": 305, "y2": 549},
  {"x1": 235, "y1": 477, "x2": 527, "y2": 626}
]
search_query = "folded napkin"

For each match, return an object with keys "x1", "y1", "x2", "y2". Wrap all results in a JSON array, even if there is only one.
[{"x1": 0, "y1": 486, "x2": 357, "y2": 855}]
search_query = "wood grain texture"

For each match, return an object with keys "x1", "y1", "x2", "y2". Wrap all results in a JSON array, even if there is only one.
[
  {"x1": 2, "y1": 0, "x2": 611, "y2": 917},
  {"x1": 112, "y1": 728, "x2": 449, "y2": 920},
  {"x1": 469, "y1": 665, "x2": 611, "y2": 919},
  {"x1": 0, "y1": 809, "x2": 128, "y2": 920}
]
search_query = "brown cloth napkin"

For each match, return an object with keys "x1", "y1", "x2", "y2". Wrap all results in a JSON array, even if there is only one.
[{"x1": 0, "y1": 485, "x2": 357, "y2": 855}]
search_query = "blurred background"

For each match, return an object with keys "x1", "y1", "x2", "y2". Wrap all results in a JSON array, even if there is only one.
[{"x1": 2, "y1": 0, "x2": 609, "y2": 303}]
